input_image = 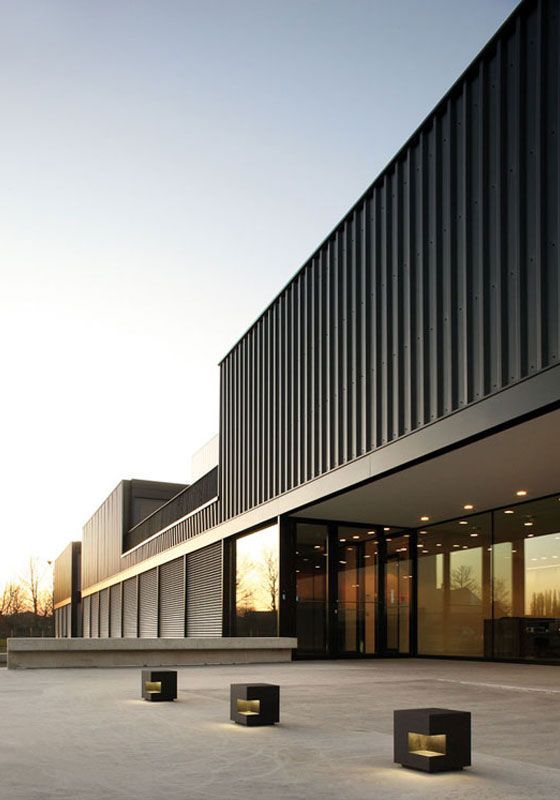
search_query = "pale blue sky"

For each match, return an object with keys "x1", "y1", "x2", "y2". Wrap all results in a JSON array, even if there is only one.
[{"x1": 0, "y1": 0, "x2": 516, "y2": 584}]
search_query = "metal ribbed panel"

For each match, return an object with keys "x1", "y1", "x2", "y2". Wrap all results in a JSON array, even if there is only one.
[
  {"x1": 159, "y1": 557, "x2": 185, "y2": 638},
  {"x1": 217, "y1": 0, "x2": 560, "y2": 520},
  {"x1": 138, "y1": 568, "x2": 158, "y2": 638},
  {"x1": 90, "y1": 592, "x2": 99, "y2": 638},
  {"x1": 122, "y1": 577, "x2": 138, "y2": 638},
  {"x1": 66, "y1": 605, "x2": 72, "y2": 638},
  {"x1": 99, "y1": 588, "x2": 110, "y2": 638},
  {"x1": 187, "y1": 543, "x2": 222, "y2": 637},
  {"x1": 82, "y1": 595, "x2": 91, "y2": 638},
  {"x1": 110, "y1": 583, "x2": 122, "y2": 638}
]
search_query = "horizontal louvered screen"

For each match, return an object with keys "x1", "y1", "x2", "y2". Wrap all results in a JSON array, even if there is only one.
[
  {"x1": 82, "y1": 595, "x2": 91, "y2": 638},
  {"x1": 159, "y1": 557, "x2": 185, "y2": 638},
  {"x1": 187, "y1": 543, "x2": 222, "y2": 637},
  {"x1": 122, "y1": 577, "x2": 138, "y2": 638},
  {"x1": 90, "y1": 592, "x2": 99, "y2": 638},
  {"x1": 110, "y1": 583, "x2": 122, "y2": 638},
  {"x1": 99, "y1": 588, "x2": 110, "y2": 638},
  {"x1": 138, "y1": 568, "x2": 158, "y2": 638}
]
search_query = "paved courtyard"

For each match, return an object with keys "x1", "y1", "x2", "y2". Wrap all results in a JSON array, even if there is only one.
[{"x1": 1, "y1": 658, "x2": 560, "y2": 800}]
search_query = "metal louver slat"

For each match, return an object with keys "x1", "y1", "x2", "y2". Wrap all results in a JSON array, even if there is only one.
[
  {"x1": 138, "y1": 568, "x2": 158, "y2": 638},
  {"x1": 122, "y1": 577, "x2": 138, "y2": 638},
  {"x1": 110, "y1": 583, "x2": 122, "y2": 638},
  {"x1": 159, "y1": 557, "x2": 185, "y2": 638},
  {"x1": 187, "y1": 543, "x2": 222, "y2": 637},
  {"x1": 99, "y1": 588, "x2": 110, "y2": 638},
  {"x1": 82, "y1": 595, "x2": 91, "y2": 638},
  {"x1": 90, "y1": 592, "x2": 99, "y2": 638}
]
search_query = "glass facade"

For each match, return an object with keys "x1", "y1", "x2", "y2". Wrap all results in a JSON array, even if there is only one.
[
  {"x1": 417, "y1": 496, "x2": 560, "y2": 662},
  {"x1": 336, "y1": 527, "x2": 378, "y2": 655},
  {"x1": 235, "y1": 524, "x2": 279, "y2": 636},
  {"x1": 417, "y1": 514, "x2": 492, "y2": 657},
  {"x1": 295, "y1": 523, "x2": 329, "y2": 655}
]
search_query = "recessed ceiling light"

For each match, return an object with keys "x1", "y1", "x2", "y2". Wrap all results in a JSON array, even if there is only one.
[
  {"x1": 364, "y1": 554, "x2": 371, "y2": 559},
  {"x1": 516, "y1": 490, "x2": 528, "y2": 496},
  {"x1": 420, "y1": 516, "x2": 430, "y2": 522},
  {"x1": 464, "y1": 504, "x2": 474, "y2": 510},
  {"x1": 436, "y1": 543, "x2": 442, "y2": 547},
  {"x1": 384, "y1": 527, "x2": 390, "y2": 531},
  {"x1": 462, "y1": 545, "x2": 468, "y2": 549},
  {"x1": 504, "y1": 510, "x2": 514, "y2": 515},
  {"x1": 470, "y1": 533, "x2": 478, "y2": 537},
  {"x1": 453, "y1": 544, "x2": 460, "y2": 548},
  {"x1": 512, "y1": 549, "x2": 517, "y2": 553},
  {"x1": 340, "y1": 538, "x2": 346, "y2": 542},
  {"x1": 339, "y1": 560, "x2": 347, "y2": 565},
  {"x1": 353, "y1": 535, "x2": 360, "y2": 539},
  {"x1": 314, "y1": 545, "x2": 321, "y2": 550},
  {"x1": 367, "y1": 530, "x2": 375, "y2": 535},
  {"x1": 524, "y1": 521, "x2": 533, "y2": 527},
  {"x1": 417, "y1": 544, "x2": 423, "y2": 548},
  {"x1": 315, "y1": 565, "x2": 320, "y2": 569},
  {"x1": 527, "y1": 534, "x2": 534, "y2": 538},
  {"x1": 422, "y1": 550, "x2": 428, "y2": 554},
  {"x1": 459, "y1": 521, "x2": 468, "y2": 525}
]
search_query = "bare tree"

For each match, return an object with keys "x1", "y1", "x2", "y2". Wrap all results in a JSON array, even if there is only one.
[
  {"x1": 2, "y1": 582, "x2": 25, "y2": 615},
  {"x1": 450, "y1": 565, "x2": 480, "y2": 596},
  {"x1": 22, "y1": 557, "x2": 42, "y2": 615},
  {"x1": 260, "y1": 548, "x2": 279, "y2": 612}
]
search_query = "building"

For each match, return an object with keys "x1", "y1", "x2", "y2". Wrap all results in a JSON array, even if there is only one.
[{"x1": 54, "y1": 0, "x2": 560, "y2": 664}]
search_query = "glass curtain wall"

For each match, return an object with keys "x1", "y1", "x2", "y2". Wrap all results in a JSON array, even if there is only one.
[
  {"x1": 336, "y1": 527, "x2": 378, "y2": 655},
  {"x1": 295, "y1": 523, "x2": 329, "y2": 655},
  {"x1": 492, "y1": 496, "x2": 560, "y2": 661},
  {"x1": 385, "y1": 535, "x2": 412, "y2": 654},
  {"x1": 235, "y1": 524, "x2": 279, "y2": 636},
  {"x1": 417, "y1": 514, "x2": 492, "y2": 657}
]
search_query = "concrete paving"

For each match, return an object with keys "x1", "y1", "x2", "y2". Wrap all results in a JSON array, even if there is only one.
[{"x1": 1, "y1": 658, "x2": 559, "y2": 800}]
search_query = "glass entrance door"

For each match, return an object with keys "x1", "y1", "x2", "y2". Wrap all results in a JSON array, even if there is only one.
[
  {"x1": 336, "y1": 527, "x2": 378, "y2": 655},
  {"x1": 384, "y1": 535, "x2": 411, "y2": 654}
]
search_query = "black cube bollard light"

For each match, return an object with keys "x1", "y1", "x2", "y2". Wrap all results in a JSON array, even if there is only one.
[
  {"x1": 230, "y1": 683, "x2": 280, "y2": 726},
  {"x1": 141, "y1": 670, "x2": 177, "y2": 702},
  {"x1": 393, "y1": 708, "x2": 471, "y2": 773}
]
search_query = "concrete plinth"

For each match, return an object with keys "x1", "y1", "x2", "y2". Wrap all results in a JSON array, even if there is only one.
[{"x1": 7, "y1": 637, "x2": 297, "y2": 669}]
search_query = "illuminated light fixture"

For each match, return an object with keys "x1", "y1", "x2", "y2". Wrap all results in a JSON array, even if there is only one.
[
  {"x1": 524, "y1": 521, "x2": 533, "y2": 527},
  {"x1": 339, "y1": 538, "x2": 346, "y2": 542},
  {"x1": 462, "y1": 546, "x2": 468, "y2": 549},
  {"x1": 459, "y1": 521, "x2": 468, "y2": 526},
  {"x1": 367, "y1": 530, "x2": 376, "y2": 535},
  {"x1": 353, "y1": 535, "x2": 360, "y2": 540},
  {"x1": 504, "y1": 510, "x2": 514, "y2": 515},
  {"x1": 516, "y1": 490, "x2": 528, "y2": 496},
  {"x1": 314, "y1": 545, "x2": 321, "y2": 550},
  {"x1": 295, "y1": 569, "x2": 300, "y2": 573},
  {"x1": 417, "y1": 544, "x2": 423, "y2": 548},
  {"x1": 453, "y1": 544, "x2": 460, "y2": 548},
  {"x1": 464, "y1": 504, "x2": 474, "y2": 510},
  {"x1": 512, "y1": 549, "x2": 517, "y2": 553},
  {"x1": 339, "y1": 560, "x2": 347, "y2": 565},
  {"x1": 394, "y1": 708, "x2": 471, "y2": 773},
  {"x1": 420, "y1": 516, "x2": 430, "y2": 522},
  {"x1": 470, "y1": 533, "x2": 478, "y2": 538},
  {"x1": 527, "y1": 533, "x2": 534, "y2": 538},
  {"x1": 422, "y1": 550, "x2": 429, "y2": 554},
  {"x1": 419, "y1": 531, "x2": 427, "y2": 535},
  {"x1": 315, "y1": 565, "x2": 320, "y2": 569},
  {"x1": 384, "y1": 527, "x2": 391, "y2": 531},
  {"x1": 436, "y1": 543, "x2": 442, "y2": 547},
  {"x1": 364, "y1": 554, "x2": 371, "y2": 559},
  {"x1": 142, "y1": 670, "x2": 177, "y2": 702},
  {"x1": 230, "y1": 683, "x2": 279, "y2": 727}
]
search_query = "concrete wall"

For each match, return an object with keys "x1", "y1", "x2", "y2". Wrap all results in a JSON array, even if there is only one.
[{"x1": 7, "y1": 637, "x2": 297, "y2": 669}]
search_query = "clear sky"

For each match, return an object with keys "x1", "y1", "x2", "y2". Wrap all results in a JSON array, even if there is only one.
[{"x1": 0, "y1": 0, "x2": 517, "y2": 587}]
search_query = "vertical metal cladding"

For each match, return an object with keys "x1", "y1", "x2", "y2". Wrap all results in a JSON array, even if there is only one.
[
  {"x1": 122, "y1": 577, "x2": 138, "y2": 638},
  {"x1": 82, "y1": 482, "x2": 125, "y2": 590},
  {"x1": 109, "y1": 583, "x2": 122, "y2": 638},
  {"x1": 187, "y1": 543, "x2": 222, "y2": 637},
  {"x1": 159, "y1": 557, "x2": 186, "y2": 638},
  {"x1": 218, "y1": 0, "x2": 560, "y2": 519},
  {"x1": 138, "y1": 568, "x2": 158, "y2": 638},
  {"x1": 90, "y1": 592, "x2": 99, "y2": 638}
]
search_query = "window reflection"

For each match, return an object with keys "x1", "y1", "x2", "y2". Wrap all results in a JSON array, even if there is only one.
[
  {"x1": 492, "y1": 496, "x2": 560, "y2": 660},
  {"x1": 337, "y1": 527, "x2": 378, "y2": 655},
  {"x1": 235, "y1": 525, "x2": 279, "y2": 636},
  {"x1": 295, "y1": 523, "x2": 328, "y2": 655},
  {"x1": 417, "y1": 515, "x2": 491, "y2": 657}
]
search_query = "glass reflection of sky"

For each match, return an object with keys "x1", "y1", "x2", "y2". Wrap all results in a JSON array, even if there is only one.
[{"x1": 236, "y1": 525, "x2": 279, "y2": 612}]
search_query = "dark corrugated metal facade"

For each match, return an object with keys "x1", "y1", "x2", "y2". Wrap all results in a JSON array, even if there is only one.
[
  {"x1": 159, "y1": 557, "x2": 186, "y2": 638},
  {"x1": 219, "y1": 0, "x2": 559, "y2": 519}
]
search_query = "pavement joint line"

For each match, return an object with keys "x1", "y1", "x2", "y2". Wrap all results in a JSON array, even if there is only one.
[{"x1": 435, "y1": 679, "x2": 560, "y2": 694}]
